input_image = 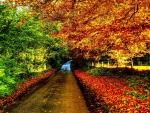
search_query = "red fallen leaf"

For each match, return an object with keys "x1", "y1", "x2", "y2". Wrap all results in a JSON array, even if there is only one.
[{"x1": 73, "y1": 70, "x2": 150, "y2": 112}]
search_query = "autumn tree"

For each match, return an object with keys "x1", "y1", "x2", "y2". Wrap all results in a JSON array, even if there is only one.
[{"x1": 4, "y1": 0, "x2": 150, "y2": 66}]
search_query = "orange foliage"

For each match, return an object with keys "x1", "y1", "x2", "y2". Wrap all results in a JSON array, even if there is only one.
[{"x1": 5, "y1": 0, "x2": 150, "y2": 60}]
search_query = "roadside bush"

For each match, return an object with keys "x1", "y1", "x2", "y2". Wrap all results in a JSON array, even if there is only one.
[
  {"x1": 0, "y1": 84, "x2": 11, "y2": 98},
  {"x1": 87, "y1": 68, "x2": 111, "y2": 76},
  {"x1": 0, "y1": 59, "x2": 18, "y2": 98},
  {"x1": 0, "y1": 76, "x2": 17, "y2": 98}
]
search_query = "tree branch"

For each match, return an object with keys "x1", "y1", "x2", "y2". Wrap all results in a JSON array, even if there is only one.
[{"x1": 126, "y1": 4, "x2": 139, "y2": 24}]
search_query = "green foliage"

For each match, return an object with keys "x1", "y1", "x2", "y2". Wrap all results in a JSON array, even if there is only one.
[
  {"x1": 145, "y1": 83, "x2": 150, "y2": 93},
  {"x1": 0, "y1": 3, "x2": 68, "y2": 98},
  {"x1": 0, "y1": 84, "x2": 12, "y2": 98},
  {"x1": 0, "y1": 58, "x2": 19, "y2": 98},
  {"x1": 87, "y1": 68, "x2": 111, "y2": 76},
  {"x1": 0, "y1": 73, "x2": 17, "y2": 98},
  {"x1": 46, "y1": 38, "x2": 69, "y2": 68},
  {"x1": 125, "y1": 76, "x2": 149, "y2": 100},
  {"x1": 40, "y1": 21, "x2": 62, "y2": 35},
  {"x1": 127, "y1": 76, "x2": 142, "y2": 87},
  {"x1": 125, "y1": 90, "x2": 147, "y2": 100}
]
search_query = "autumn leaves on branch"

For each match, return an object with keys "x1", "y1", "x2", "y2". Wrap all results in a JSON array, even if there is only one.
[{"x1": 5, "y1": 0, "x2": 150, "y2": 61}]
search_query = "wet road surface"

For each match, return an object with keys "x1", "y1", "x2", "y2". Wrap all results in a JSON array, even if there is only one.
[{"x1": 3, "y1": 71, "x2": 90, "y2": 113}]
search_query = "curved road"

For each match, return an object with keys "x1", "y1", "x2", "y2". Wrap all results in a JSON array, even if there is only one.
[{"x1": 3, "y1": 71, "x2": 90, "y2": 113}]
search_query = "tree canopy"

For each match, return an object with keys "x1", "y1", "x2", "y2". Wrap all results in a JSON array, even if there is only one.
[{"x1": 3, "y1": 0, "x2": 150, "y2": 64}]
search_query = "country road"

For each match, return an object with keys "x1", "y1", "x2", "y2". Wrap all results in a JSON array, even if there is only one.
[{"x1": 3, "y1": 71, "x2": 90, "y2": 113}]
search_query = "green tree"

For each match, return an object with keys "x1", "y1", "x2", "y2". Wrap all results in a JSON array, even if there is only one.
[{"x1": 0, "y1": 3, "x2": 68, "y2": 98}]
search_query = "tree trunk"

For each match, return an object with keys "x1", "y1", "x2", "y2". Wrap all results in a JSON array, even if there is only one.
[{"x1": 130, "y1": 58, "x2": 134, "y2": 74}]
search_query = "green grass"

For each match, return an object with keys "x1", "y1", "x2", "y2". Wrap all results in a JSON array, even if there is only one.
[{"x1": 87, "y1": 68, "x2": 111, "y2": 76}]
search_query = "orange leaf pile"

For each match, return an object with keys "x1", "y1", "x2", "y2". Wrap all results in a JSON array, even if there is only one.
[{"x1": 74, "y1": 70, "x2": 150, "y2": 112}]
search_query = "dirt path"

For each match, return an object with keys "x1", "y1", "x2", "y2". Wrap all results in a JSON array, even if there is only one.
[{"x1": 3, "y1": 71, "x2": 90, "y2": 113}]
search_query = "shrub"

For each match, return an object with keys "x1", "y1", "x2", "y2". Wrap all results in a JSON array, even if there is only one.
[
  {"x1": 0, "y1": 85, "x2": 11, "y2": 98},
  {"x1": 87, "y1": 68, "x2": 111, "y2": 76},
  {"x1": 0, "y1": 76, "x2": 17, "y2": 98}
]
